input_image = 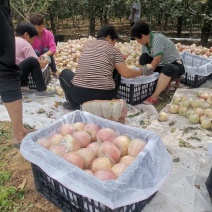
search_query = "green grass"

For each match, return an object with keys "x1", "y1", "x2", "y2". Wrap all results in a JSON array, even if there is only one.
[
  {"x1": 0, "y1": 171, "x2": 24, "y2": 212},
  {"x1": 0, "y1": 122, "x2": 13, "y2": 141},
  {"x1": 0, "y1": 126, "x2": 13, "y2": 141}
]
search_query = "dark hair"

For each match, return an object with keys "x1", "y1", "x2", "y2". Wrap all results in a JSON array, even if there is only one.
[
  {"x1": 15, "y1": 22, "x2": 38, "y2": 38},
  {"x1": 29, "y1": 13, "x2": 44, "y2": 25},
  {"x1": 131, "y1": 21, "x2": 150, "y2": 39},
  {"x1": 97, "y1": 25, "x2": 119, "y2": 40}
]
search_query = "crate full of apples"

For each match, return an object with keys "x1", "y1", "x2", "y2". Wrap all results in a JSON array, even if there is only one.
[{"x1": 20, "y1": 110, "x2": 171, "y2": 210}]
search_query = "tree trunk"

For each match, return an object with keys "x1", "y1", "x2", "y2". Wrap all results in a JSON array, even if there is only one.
[
  {"x1": 103, "y1": 9, "x2": 108, "y2": 25},
  {"x1": 100, "y1": 15, "x2": 103, "y2": 27},
  {"x1": 49, "y1": 10, "x2": 56, "y2": 34},
  {"x1": 201, "y1": 19, "x2": 211, "y2": 47},
  {"x1": 88, "y1": 0, "x2": 96, "y2": 36},
  {"x1": 177, "y1": 16, "x2": 183, "y2": 37},
  {"x1": 160, "y1": 8, "x2": 165, "y2": 33},
  {"x1": 164, "y1": 15, "x2": 169, "y2": 31},
  {"x1": 189, "y1": 16, "x2": 193, "y2": 37},
  {"x1": 89, "y1": 16, "x2": 95, "y2": 36}
]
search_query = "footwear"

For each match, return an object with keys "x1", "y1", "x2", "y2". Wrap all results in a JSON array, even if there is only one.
[
  {"x1": 143, "y1": 97, "x2": 158, "y2": 105},
  {"x1": 36, "y1": 89, "x2": 55, "y2": 97},
  {"x1": 13, "y1": 128, "x2": 36, "y2": 148},
  {"x1": 13, "y1": 143, "x2": 21, "y2": 148},
  {"x1": 63, "y1": 101, "x2": 80, "y2": 110}
]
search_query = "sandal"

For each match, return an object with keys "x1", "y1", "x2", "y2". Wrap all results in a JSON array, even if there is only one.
[
  {"x1": 143, "y1": 97, "x2": 158, "y2": 105},
  {"x1": 13, "y1": 128, "x2": 36, "y2": 149}
]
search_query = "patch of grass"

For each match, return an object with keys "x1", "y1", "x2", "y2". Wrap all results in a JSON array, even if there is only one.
[
  {"x1": 0, "y1": 126, "x2": 13, "y2": 141},
  {"x1": 0, "y1": 144, "x2": 13, "y2": 160},
  {"x1": 0, "y1": 171, "x2": 11, "y2": 185},
  {"x1": 0, "y1": 186, "x2": 24, "y2": 212},
  {"x1": 0, "y1": 171, "x2": 24, "y2": 212}
]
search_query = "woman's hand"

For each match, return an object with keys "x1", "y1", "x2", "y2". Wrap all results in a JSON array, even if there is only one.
[{"x1": 38, "y1": 57, "x2": 49, "y2": 69}]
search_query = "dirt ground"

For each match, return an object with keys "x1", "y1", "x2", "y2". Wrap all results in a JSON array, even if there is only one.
[
  {"x1": 1, "y1": 23, "x2": 207, "y2": 211},
  {"x1": 0, "y1": 121, "x2": 61, "y2": 212}
]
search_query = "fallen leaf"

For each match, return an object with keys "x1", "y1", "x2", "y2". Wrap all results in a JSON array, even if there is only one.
[
  {"x1": 173, "y1": 157, "x2": 180, "y2": 162},
  {"x1": 18, "y1": 179, "x2": 26, "y2": 190},
  {"x1": 171, "y1": 128, "x2": 176, "y2": 133}
]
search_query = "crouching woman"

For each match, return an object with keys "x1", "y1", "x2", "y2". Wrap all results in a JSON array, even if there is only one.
[
  {"x1": 131, "y1": 21, "x2": 185, "y2": 105},
  {"x1": 59, "y1": 25, "x2": 143, "y2": 110}
]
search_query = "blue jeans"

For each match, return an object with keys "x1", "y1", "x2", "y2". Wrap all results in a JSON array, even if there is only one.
[{"x1": 35, "y1": 48, "x2": 57, "y2": 73}]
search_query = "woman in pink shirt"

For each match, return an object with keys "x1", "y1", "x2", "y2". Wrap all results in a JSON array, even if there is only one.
[
  {"x1": 30, "y1": 13, "x2": 58, "y2": 78},
  {"x1": 15, "y1": 22, "x2": 54, "y2": 96}
]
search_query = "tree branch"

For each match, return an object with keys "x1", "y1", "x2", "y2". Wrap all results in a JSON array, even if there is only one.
[
  {"x1": 11, "y1": 2, "x2": 26, "y2": 20},
  {"x1": 28, "y1": 0, "x2": 37, "y2": 15}
]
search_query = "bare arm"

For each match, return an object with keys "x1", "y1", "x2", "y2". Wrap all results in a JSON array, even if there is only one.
[
  {"x1": 140, "y1": 55, "x2": 162, "y2": 75},
  {"x1": 37, "y1": 57, "x2": 49, "y2": 69},
  {"x1": 151, "y1": 55, "x2": 162, "y2": 69},
  {"x1": 115, "y1": 62, "x2": 142, "y2": 78},
  {"x1": 41, "y1": 50, "x2": 54, "y2": 57}
]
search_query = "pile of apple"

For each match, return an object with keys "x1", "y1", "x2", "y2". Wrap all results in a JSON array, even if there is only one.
[
  {"x1": 54, "y1": 36, "x2": 96, "y2": 74},
  {"x1": 53, "y1": 38, "x2": 142, "y2": 96},
  {"x1": 115, "y1": 40, "x2": 142, "y2": 68},
  {"x1": 37, "y1": 122, "x2": 146, "y2": 181},
  {"x1": 54, "y1": 38, "x2": 142, "y2": 74},
  {"x1": 159, "y1": 90, "x2": 212, "y2": 130},
  {"x1": 175, "y1": 43, "x2": 212, "y2": 59}
]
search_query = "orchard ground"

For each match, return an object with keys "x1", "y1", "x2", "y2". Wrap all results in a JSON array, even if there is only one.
[{"x1": 0, "y1": 23, "x2": 211, "y2": 211}]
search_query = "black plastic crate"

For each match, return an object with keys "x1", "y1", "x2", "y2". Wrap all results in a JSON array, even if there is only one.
[
  {"x1": 31, "y1": 163, "x2": 156, "y2": 212},
  {"x1": 180, "y1": 73, "x2": 208, "y2": 88},
  {"x1": 206, "y1": 167, "x2": 212, "y2": 203},
  {"x1": 28, "y1": 66, "x2": 51, "y2": 89},
  {"x1": 116, "y1": 80, "x2": 157, "y2": 105},
  {"x1": 209, "y1": 73, "x2": 212, "y2": 80},
  {"x1": 180, "y1": 52, "x2": 212, "y2": 88}
]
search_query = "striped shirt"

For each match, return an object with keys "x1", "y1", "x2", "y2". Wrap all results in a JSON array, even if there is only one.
[
  {"x1": 142, "y1": 32, "x2": 180, "y2": 66},
  {"x1": 72, "y1": 40, "x2": 124, "y2": 90}
]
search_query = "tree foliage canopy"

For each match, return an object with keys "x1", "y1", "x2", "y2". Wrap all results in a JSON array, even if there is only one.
[{"x1": 11, "y1": 0, "x2": 212, "y2": 45}]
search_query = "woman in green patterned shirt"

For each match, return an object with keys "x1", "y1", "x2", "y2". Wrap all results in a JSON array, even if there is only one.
[{"x1": 131, "y1": 21, "x2": 185, "y2": 105}]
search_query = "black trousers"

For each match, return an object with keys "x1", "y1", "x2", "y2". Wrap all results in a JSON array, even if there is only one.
[
  {"x1": 18, "y1": 57, "x2": 46, "y2": 92},
  {"x1": 206, "y1": 167, "x2": 212, "y2": 201},
  {"x1": 0, "y1": 0, "x2": 22, "y2": 103},
  {"x1": 59, "y1": 69, "x2": 121, "y2": 106},
  {"x1": 35, "y1": 48, "x2": 57, "y2": 73},
  {"x1": 139, "y1": 53, "x2": 185, "y2": 78}
]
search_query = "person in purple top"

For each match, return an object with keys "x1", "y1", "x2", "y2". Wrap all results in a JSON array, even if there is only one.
[
  {"x1": 29, "y1": 13, "x2": 58, "y2": 78},
  {"x1": 0, "y1": 0, "x2": 28, "y2": 147}
]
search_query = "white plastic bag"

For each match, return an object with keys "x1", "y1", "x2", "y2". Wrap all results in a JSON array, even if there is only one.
[
  {"x1": 20, "y1": 110, "x2": 172, "y2": 209},
  {"x1": 121, "y1": 72, "x2": 159, "y2": 85},
  {"x1": 181, "y1": 52, "x2": 212, "y2": 76}
]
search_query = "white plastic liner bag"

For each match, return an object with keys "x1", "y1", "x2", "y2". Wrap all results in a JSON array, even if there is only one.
[
  {"x1": 20, "y1": 110, "x2": 172, "y2": 210},
  {"x1": 181, "y1": 52, "x2": 212, "y2": 76},
  {"x1": 121, "y1": 72, "x2": 159, "y2": 85}
]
